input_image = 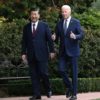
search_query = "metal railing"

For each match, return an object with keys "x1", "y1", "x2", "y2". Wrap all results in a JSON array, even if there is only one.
[{"x1": 0, "y1": 58, "x2": 30, "y2": 81}]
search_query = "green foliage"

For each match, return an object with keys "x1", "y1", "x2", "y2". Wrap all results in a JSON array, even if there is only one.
[
  {"x1": 0, "y1": 9, "x2": 100, "y2": 78},
  {"x1": 0, "y1": 0, "x2": 97, "y2": 21},
  {"x1": 0, "y1": 0, "x2": 57, "y2": 21},
  {"x1": 71, "y1": 0, "x2": 97, "y2": 13},
  {"x1": 72, "y1": 9, "x2": 100, "y2": 77},
  {"x1": 0, "y1": 19, "x2": 28, "y2": 63},
  {"x1": 78, "y1": 29, "x2": 100, "y2": 77},
  {"x1": 0, "y1": 78, "x2": 100, "y2": 96},
  {"x1": 92, "y1": 0, "x2": 100, "y2": 10},
  {"x1": 78, "y1": 78, "x2": 100, "y2": 92},
  {"x1": 73, "y1": 9, "x2": 100, "y2": 29},
  {"x1": 41, "y1": 8, "x2": 59, "y2": 32}
]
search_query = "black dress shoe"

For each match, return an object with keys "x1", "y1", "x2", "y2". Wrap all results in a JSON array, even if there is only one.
[
  {"x1": 29, "y1": 95, "x2": 41, "y2": 100},
  {"x1": 69, "y1": 95, "x2": 77, "y2": 100},
  {"x1": 47, "y1": 91, "x2": 52, "y2": 98},
  {"x1": 66, "y1": 89, "x2": 72, "y2": 98}
]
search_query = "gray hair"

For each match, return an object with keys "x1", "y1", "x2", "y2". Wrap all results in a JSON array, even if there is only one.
[{"x1": 61, "y1": 5, "x2": 71, "y2": 11}]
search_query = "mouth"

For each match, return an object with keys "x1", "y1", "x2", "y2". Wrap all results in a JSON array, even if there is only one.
[{"x1": 32, "y1": 18, "x2": 36, "y2": 20}]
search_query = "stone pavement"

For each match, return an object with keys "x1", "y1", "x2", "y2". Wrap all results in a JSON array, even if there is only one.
[{"x1": 0, "y1": 92, "x2": 100, "y2": 100}]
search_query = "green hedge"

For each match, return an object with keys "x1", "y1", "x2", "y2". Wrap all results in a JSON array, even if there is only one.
[
  {"x1": 0, "y1": 78, "x2": 100, "y2": 97},
  {"x1": 0, "y1": 9, "x2": 100, "y2": 78}
]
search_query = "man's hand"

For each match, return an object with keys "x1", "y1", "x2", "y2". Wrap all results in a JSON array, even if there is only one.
[
  {"x1": 51, "y1": 33, "x2": 56, "y2": 41},
  {"x1": 49, "y1": 53, "x2": 55, "y2": 60},
  {"x1": 22, "y1": 54, "x2": 28, "y2": 64},
  {"x1": 70, "y1": 31, "x2": 76, "y2": 39}
]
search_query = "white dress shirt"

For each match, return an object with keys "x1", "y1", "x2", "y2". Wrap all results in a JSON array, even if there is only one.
[
  {"x1": 63, "y1": 16, "x2": 71, "y2": 29},
  {"x1": 31, "y1": 21, "x2": 39, "y2": 33}
]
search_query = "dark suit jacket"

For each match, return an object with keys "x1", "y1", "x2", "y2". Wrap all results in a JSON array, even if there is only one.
[
  {"x1": 22, "y1": 21, "x2": 54, "y2": 62},
  {"x1": 55, "y1": 18, "x2": 84, "y2": 57}
]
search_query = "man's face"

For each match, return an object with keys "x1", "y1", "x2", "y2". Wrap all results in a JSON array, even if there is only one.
[
  {"x1": 30, "y1": 11, "x2": 40, "y2": 22},
  {"x1": 61, "y1": 7, "x2": 71, "y2": 19}
]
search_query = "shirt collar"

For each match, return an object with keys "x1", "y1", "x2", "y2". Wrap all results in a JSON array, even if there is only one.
[
  {"x1": 31, "y1": 20, "x2": 39, "y2": 26},
  {"x1": 67, "y1": 16, "x2": 71, "y2": 22},
  {"x1": 64, "y1": 16, "x2": 71, "y2": 22}
]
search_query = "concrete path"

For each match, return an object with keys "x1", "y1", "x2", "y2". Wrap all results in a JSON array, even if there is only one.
[{"x1": 0, "y1": 92, "x2": 100, "y2": 100}]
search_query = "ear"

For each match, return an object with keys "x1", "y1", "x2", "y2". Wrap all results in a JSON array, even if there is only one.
[{"x1": 38, "y1": 14, "x2": 40, "y2": 19}]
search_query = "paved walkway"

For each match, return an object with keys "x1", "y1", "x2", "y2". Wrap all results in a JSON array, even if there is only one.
[{"x1": 0, "y1": 92, "x2": 100, "y2": 100}]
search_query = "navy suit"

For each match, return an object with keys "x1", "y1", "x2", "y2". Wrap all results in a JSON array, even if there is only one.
[
  {"x1": 55, "y1": 18, "x2": 84, "y2": 96},
  {"x1": 22, "y1": 21, "x2": 54, "y2": 96}
]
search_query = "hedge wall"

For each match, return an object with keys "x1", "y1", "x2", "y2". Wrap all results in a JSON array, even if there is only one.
[
  {"x1": 0, "y1": 78, "x2": 100, "y2": 97},
  {"x1": 0, "y1": 9, "x2": 100, "y2": 78}
]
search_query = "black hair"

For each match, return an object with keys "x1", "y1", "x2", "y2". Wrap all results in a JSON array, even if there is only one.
[{"x1": 29, "y1": 7, "x2": 40, "y2": 13}]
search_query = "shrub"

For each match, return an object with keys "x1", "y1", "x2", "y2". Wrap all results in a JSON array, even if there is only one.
[
  {"x1": 0, "y1": 19, "x2": 28, "y2": 65},
  {"x1": 0, "y1": 9, "x2": 100, "y2": 78},
  {"x1": 0, "y1": 78, "x2": 100, "y2": 97}
]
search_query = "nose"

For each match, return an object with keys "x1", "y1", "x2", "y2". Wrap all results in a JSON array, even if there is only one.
[{"x1": 32, "y1": 15, "x2": 36, "y2": 18}]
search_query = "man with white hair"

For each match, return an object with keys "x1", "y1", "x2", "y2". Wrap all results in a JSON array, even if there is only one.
[{"x1": 52, "y1": 5, "x2": 84, "y2": 100}]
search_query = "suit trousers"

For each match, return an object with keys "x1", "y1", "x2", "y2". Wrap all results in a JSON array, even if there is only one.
[
  {"x1": 28, "y1": 59, "x2": 51, "y2": 96},
  {"x1": 58, "y1": 54, "x2": 78, "y2": 96}
]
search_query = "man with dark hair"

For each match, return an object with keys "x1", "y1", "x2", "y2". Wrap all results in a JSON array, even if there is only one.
[{"x1": 21, "y1": 7, "x2": 55, "y2": 100}]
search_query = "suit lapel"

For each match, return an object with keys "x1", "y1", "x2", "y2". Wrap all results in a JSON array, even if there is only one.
[
  {"x1": 31, "y1": 21, "x2": 41, "y2": 37},
  {"x1": 66, "y1": 18, "x2": 73, "y2": 33},
  {"x1": 28, "y1": 23, "x2": 33, "y2": 36},
  {"x1": 61, "y1": 18, "x2": 73, "y2": 36},
  {"x1": 35, "y1": 21, "x2": 40, "y2": 33},
  {"x1": 60, "y1": 19, "x2": 65, "y2": 35}
]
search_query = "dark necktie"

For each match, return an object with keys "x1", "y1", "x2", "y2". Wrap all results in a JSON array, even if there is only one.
[
  {"x1": 32, "y1": 23, "x2": 35, "y2": 34},
  {"x1": 63, "y1": 19, "x2": 67, "y2": 35}
]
